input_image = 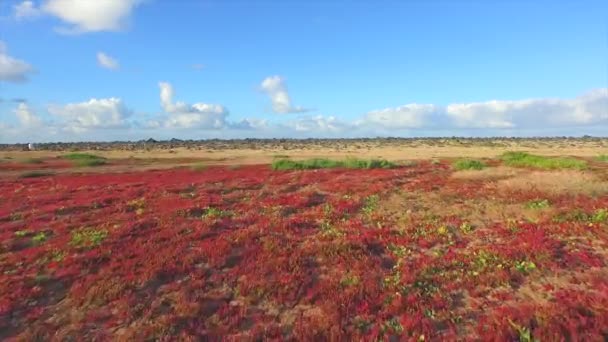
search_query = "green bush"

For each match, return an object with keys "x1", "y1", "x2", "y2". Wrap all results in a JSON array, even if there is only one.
[
  {"x1": 24, "y1": 158, "x2": 44, "y2": 164},
  {"x1": 501, "y1": 151, "x2": 586, "y2": 170},
  {"x1": 19, "y1": 171, "x2": 55, "y2": 178},
  {"x1": 525, "y1": 199, "x2": 550, "y2": 209},
  {"x1": 271, "y1": 158, "x2": 396, "y2": 170},
  {"x1": 453, "y1": 159, "x2": 486, "y2": 170},
  {"x1": 62, "y1": 153, "x2": 107, "y2": 167},
  {"x1": 70, "y1": 228, "x2": 108, "y2": 248}
]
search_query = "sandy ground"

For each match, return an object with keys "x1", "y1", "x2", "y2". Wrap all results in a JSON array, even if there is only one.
[{"x1": 2, "y1": 144, "x2": 608, "y2": 166}]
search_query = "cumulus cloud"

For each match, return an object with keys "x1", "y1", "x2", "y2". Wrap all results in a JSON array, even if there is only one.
[
  {"x1": 14, "y1": 102, "x2": 42, "y2": 127},
  {"x1": 359, "y1": 104, "x2": 440, "y2": 129},
  {"x1": 42, "y1": 0, "x2": 143, "y2": 33},
  {"x1": 446, "y1": 89, "x2": 608, "y2": 128},
  {"x1": 284, "y1": 115, "x2": 351, "y2": 132},
  {"x1": 230, "y1": 118, "x2": 269, "y2": 130},
  {"x1": 158, "y1": 82, "x2": 228, "y2": 129},
  {"x1": 97, "y1": 52, "x2": 119, "y2": 70},
  {"x1": 357, "y1": 89, "x2": 608, "y2": 131},
  {"x1": 260, "y1": 76, "x2": 310, "y2": 114},
  {"x1": 48, "y1": 97, "x2": 132, "y2": 132},
  {"x1": 14, "y1": 1, "x2": 41, "y2": 20},
  {"x1": 0, "y1": 41, "x2": 34, "y2": 83}
]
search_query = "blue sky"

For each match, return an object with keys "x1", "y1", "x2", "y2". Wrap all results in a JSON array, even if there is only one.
[{"x1": 0, "y1": 0, "x2": 607, "y2": 143}]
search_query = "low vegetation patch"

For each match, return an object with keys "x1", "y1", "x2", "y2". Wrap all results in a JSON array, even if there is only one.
[
  {"x1": 202, "y1": 207, "x2": 233, "y2": 219},
  {"x1": 24, "y1": 158, "x2": 44, "y2": 164},
  {"x1": 597, "y1": 155, "x2": 608, "y2": 162},
  {"x1": 19, "y1": 171, "x2": 55, "y2": 178},
  {"x1": 453, "y1": 159, "x2": 486, "y2": 170},
  {"x1": 525, "y1": 199, "x2": 550, "y2": 209},
  {"x1": 70, "y1": 228, "x2": 108, "y2": 248},
  {"x1": 501, "y1": 151, "x2": 586, "y2": 170},
  {"x1": 271, "y1": 158, "x2": 396, "y2": 170},
  {"x1": 552, "y1": 208, "x2": 608, "y2": 223},
  {"x1": 190, "y1": 163, "x2": 207, "y2": 171},
  {"x1": 32, "y1": 232, "x2": 47, "y2": 245},
  {"x1": 62, "y1": 153, "x2": 107, "y2": 167}
]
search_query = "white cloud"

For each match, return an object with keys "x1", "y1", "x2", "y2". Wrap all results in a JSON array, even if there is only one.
[
  {"x1": 285, "y1": 115, "x2": 351, "y2": 132},
  {"x1": 48, "y1": 97, "x2": 132, "y2": 132},
  {"x1": 359, "y1": 104, "x2": 439, "y2": 129},
  {"x1": 356, "y1": 89, "x2": 608, "y2": 130},
  {"x1": 14, "y1": 102, "x2": 42, "y2": 127},
  {"x1": 0, "y1": 41, "x2": 34, "y2": 83},
  {"x1": 446, "y1": 101, "x2": 515, "y2": 128},
  {"x1": 260, "y1": 75, "x2": 310, "y2": 114},
  {"x1": 158, "y1": 82, "x2": 228, "y2": 129},
  {"x1": 42, "y1": 0, "x2": 143, "y2": 33},
  {"x1": 14, "y1": 1, "x2": 41, "y2": 20},
  {"x1": 446, "y1": 89, "x2": 608, "y2": 128},
  {"x1": 97, "y1": 52, "x2": 119, "y2": 70},
  {"x1": 230, "y1": 118, "x2": 269, "y2": 130}
]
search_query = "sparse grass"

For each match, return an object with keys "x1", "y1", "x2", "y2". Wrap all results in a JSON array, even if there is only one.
[
  {"x1": 525, "y1": 199, "x2": 550, "y2": 210},
  {"x1": 400, "y1": 160, "x2": 417, "y2": 167},
  {"x1": 597, "y1": 155, "x2": 608, "y2": 162},
  {"x1": 63, "y1": 153, "x2": 107, "y2": 167},
  {"x1": 508, "y1": 319, "x2": 535, "y2": 342},
  {"x1": 24, "y1": 158, "x2": 44, "y2": 164},
  {"x1": 32, "y1": 232, "x2": 47, "y2": 245},
  {"x1": 514, "y1": 260, "x2": 537, "y2": 274},
  {"x1": 201, "y1": 207, "x2": 233, "y2": 219},
  {"x1": 361, "y1": 194, "x2": 379, "y2": 217},
  {"x1": 591, "y1": 208, "x2": 608, "y2": 223},
  {"x1": 10, "y1": 212, "x2": 23, "y2": 221},
  {"x1": 14, "y1": 230, "x2": 30, "y2": 237},
  {"x1": 501, "y1": 151, "x2": 587, "y2": 170},
  {"x1": 552, "y1": 208, "x2": 608, "y2": 223},
  {"x1": 453, "y1": 159, "x2": 486, "y2": 170},
  {"x1": 70, "y1": 228, "x2": 108, "y2": 248},
  {"x1": 190, "y1": 163, "x2": 207, "y2": 171},
  {"x1": 19, "y1": 171, "x2": 55, "y2": 178},
  {"x1": 271, "y1": 158, "x2": 396, "y2": 170},
  {"x1": 340, "y1": 273, "x2": 360, "y2": 287},
  {"x1": 496, "y1": 170, "x2": 608, "y2": 196}
]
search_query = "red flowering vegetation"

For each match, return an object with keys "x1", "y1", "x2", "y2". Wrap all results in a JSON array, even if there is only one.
[{"x1": 1, "y1": 159, "x2": 608, "y2": 340}]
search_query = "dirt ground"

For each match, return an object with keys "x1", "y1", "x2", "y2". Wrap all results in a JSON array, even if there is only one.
[{"x1": 2, "y1": 142, "x2": 607, "y2": 168}]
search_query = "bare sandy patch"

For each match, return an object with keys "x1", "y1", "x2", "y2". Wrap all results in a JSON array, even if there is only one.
[
  {"x1": 495, "y1": 170, "x2": 608, "y2": 196},
  {"x1": 451, "y1": 166, "x2": 524, "y2": 181}
]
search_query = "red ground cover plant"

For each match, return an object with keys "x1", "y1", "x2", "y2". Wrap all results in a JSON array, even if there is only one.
[{"x1": 1, "y1": 161, "x2": 607, "y2": 340}]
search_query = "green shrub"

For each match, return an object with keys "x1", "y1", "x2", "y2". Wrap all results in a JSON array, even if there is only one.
[
  {"x1": 202, "y1": 207, "x2": 233, "y2": 219},
  {"x1": 32, "y1": 232, "x2": 47, "y2": 244},
  {"x1": 453, "y1": 159, "x2": 486, "y2": 170},
  {"x1": 14, "y1": 230, "x2": 30, "y2": 237},
  {"x1": 271, "y1": 158, "x2": 396, "y2": 170},
  {"x1": 63, "y1": 153, "x2": 104, "y2": 160},
  {"x1": 24, "y1": 158, "x2": 44, "y2": 164},
  {"x1": 19, "y1": 171, "x2": 55, "y2": 178},
  {"x1": 70, "y1": 228, "x2": 108, "y2": 248},
  {"x1": 525, "y1": 199, "x2": 550, "y2": 209},
  {"x1": 501, "y1": 151, "x2": 586, "y2": 170},
  {"x1": 62, "y1": 153, "x2": 107, "y2": 167}
]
